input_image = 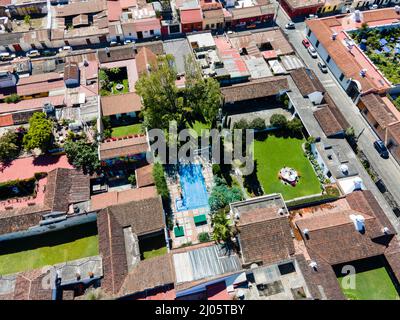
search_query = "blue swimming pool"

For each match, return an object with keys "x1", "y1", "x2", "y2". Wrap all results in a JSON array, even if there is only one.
[{"x1": 176, "y1": 164, "x2": 209, "y2": 211}]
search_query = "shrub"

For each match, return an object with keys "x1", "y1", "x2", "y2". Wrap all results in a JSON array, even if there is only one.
[
  {"x1": 250, "y1": 117, "x2": 266, "y2": 131},
  {"x1": 0, "y1": 177, "x2": 36, "y2": 201},
  {"x1": 4, "y1": 94, "x2": 21, "y2": 104},
  {"x1": 198, "y1": 232, "x2": 210, "y2": 243},
  {"x1": 212, "y1": 163, "x2": 221, "y2": 177},
  {"x1": 128, "y1": 173, "x2": 136, "y2": 187},
  {"x1": 270, "y1": 114, "x2": 287, "y2": 128},
  {"x1": 233, "y1": 119, "x2": 249, "y2": 130}
]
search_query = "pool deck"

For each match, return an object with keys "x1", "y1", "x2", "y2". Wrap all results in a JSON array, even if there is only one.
[{"x1": 167, "y1": 157, "x2": 214, "y2": 248}]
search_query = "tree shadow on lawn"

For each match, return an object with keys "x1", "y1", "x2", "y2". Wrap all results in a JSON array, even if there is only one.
[
  {"x1": 243, "y1": 160, "x2": 263, "y2": 196},
  {"x1": 0, "y1": 222, "x2": 98, "y2": 255}
]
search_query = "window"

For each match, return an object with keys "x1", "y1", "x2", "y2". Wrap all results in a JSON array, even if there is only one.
[
  {"x1": 316, "y1": 40, "x2": 320, "y2": 48},
  {"x1": 326, "y1": 55, "x2": 331, "y2": 63},
  {"x1": 307, "y1": 29, "x2": 311, "y2": 37},
  {"x1": 150, "y1": 30, "x2": 154, "y2": 35},
  {"x1": 339, "y1": 73, "x2": 344, "y2": 81}
]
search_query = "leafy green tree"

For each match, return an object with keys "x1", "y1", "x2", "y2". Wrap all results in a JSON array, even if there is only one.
[
  {"x1": 23, "y1": 112, "x2": 53, "y2": 152},
  {"x1": 184, "y1": 55, "x2": 221, "y2": 123},
  {"x1": 0, "y1": 130, "x2": 20, "y2": 163},
  {"x1": 64, "y1": 139, "x2": 100, "y2": 175},
  {"x1": 135, "y1": 55, "x2": 185, "y2": 130},
  {"x1": 287, "y1": 118, "x2": 303, "y2": 137},
  {"x1": 153, "y1": 162, "x2": 170, "y2": 202},
  {"x1": 208, "y1": 177, "x2": 243, "y2": 213},
  {"x1": 270, "y1": 114, "x2": 287, "y2": 128},
  {"x1": 211, "y1": 208, "x2": 236, "y2": 244}
]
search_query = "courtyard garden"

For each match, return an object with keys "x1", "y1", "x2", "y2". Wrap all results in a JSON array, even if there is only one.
[
  {"x1": 335, "y1": 257, "x2": 400, "y2": 300},
  {"x1": 99, "y1": 67, "x2": 129, "y2": 96},
  {"x1": 352, "y1": 24, "x2": 400, "y2": 86},
  {"x1": 253, "y1": 133, "x2": 321, "y2": 200},
  {"x1": 0, "y1": 223, "x2": 99, "y2": 275},
  {"x1": 111, "y1": 123, "x2": 143, "y2": 137}
]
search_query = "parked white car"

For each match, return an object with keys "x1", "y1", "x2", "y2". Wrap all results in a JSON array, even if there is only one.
[
  {"x1": 59, "y1": 46, "x2": 72, "y2": 53},
  {"x1": 308, "y1": 45, "x2": 318, "y2": 58},
  {"x1": 26, "y1": 50, "x2": 40, "y2": 58}
]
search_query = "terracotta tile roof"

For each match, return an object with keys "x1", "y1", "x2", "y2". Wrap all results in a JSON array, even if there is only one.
[
  {"x1": 0, "y1": 268, "x2": 53, "y2": 300},
  {"x1": 107, "y1": 0, "x2": 122, "y2": 21},
  {"x1": 54, "y1": 0, "x2": 106, "y2": 17},
  {"x1": 119, "y1": 254, "x2": 175, "y2": 296},
  {"x1": 314, "y1": 107, "x2": 343, "y2": 137},
  {"x1": 231, "y1": 4, "x2": 275, "y2": 20},
  {"x1": 346, "y1": 190, "x2": 393, "y2": 231},
  {"x1": 99, "y1": 134, "x2": 148, "y2": 160},
  {"x1": 322, "y1": 93, "x2": 349, "y2": 130},
  {"x1": 97, "y1": 195, "x2": 165, "y2": 296},
  {"x1": 136, "y1": 41, "x2": 164, "y2": 55},
  {"x1": 135, "y1": 164, "x2": 154, "y2": 188},
  {"x1": 63, "y1": 62, "x2": 79, "y2": 81},
  {"x1": 359, "y1": 93, "x2": 399, "y2": 129},
  {"x1": 203, "y1": 8, "x2": 224, "y2": 19},
  {"x1": 0, "y1": 206, "x2": 50, "y2": 235},
  {"x1": 0, "y1": 114, "x2": 14, "y2": 127},
  {"x1": 238, "y1": 208, "x2": 295, "y2": 265},
  {"x1": 101, "y1": 92, "x2": 142, "y2": 116},
  {"x1": 284, "y1": 0, "x2": 324, "y2": 9},
  {"x1": 44, "y1": 168, "x2": 90, "y2": 212},
  {"x1": 388, "y1": 122, "x2": 400, "y2": 144},
  {"x1": 72, "y1": 14, "x2": 89, "y2": 26},
  {"x1": 180, "y1": 8, "x2": 203, "y2": 24},
  {"x1": 135, "y1": 47, "x2": 157, "y2": 75},
  {"x1": 291, "y1": 67, "x2": 325, "y2": 96},
  {"x1": 221, "y1": 76, "x2": 289, "y2": 103},
  {"x1": 98, "y1": 46, "x2": 136, "y2": 63},
  {"x1": 295, "y1": 209, "x2": 390, "y2": 265},
  {"x1": 91, "y1": 185, "x2": 158, "y2": 211},
  {"x1": 306, "y1": 19, "x2": 380, "y2": 93},
  {"x1": 131, "y1": 17, "x2": 161, "y2": 33}
]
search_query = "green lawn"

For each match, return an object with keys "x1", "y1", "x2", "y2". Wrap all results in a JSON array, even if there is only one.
[
  {"x1": 143, "y1": 247, "x2": 168, "y2": 260},
  {"x1": 111, "y1": 123, "x2": 142, "y2": 137},
  {"x1": 254, "y1": 134, "x2": 321, "y2": 200},
  {"x1": 139, "y1": 234, "x2": 167, "y2": 260},
  {"x1": 0, "y1": 223, "x2": 99, "y2": 275},
  {"x1": 112, "y1": 79, "x2": 129, "y2": 94},
  {"x1": 337, "y1": 266, "x2": 399, "y2": 300}
]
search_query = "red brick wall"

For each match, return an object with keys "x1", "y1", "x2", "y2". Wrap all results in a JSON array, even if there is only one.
[{"x1": 231, "y1": 13, "x2": 274, "y2": 27}]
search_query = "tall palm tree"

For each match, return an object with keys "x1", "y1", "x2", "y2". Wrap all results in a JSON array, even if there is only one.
[{"x1": 211, "y1": 208, "x2": 236, "y2": 244}]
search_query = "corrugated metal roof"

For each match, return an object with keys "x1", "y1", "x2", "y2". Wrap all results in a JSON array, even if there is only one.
[{"x1": 173, "y1": 245, "x2": 241, "y2": 284}]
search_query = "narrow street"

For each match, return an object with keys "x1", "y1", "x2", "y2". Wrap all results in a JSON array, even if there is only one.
[{"x1": 272, "y1": 3, "x2": 400, "y2": 210}]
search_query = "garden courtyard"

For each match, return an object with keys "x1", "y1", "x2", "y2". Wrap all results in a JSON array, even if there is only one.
[
  {"x1": 253, "y1": 134, "x2": 321, "y2": 200},
  {"x1": 335, "y1": 257, "x2": 400, "y2": 300},
  {"x1": 0, "y1": 223, "x2": 99, "y2": 275}
]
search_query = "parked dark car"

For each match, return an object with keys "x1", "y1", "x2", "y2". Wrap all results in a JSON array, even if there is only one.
[
  {"x1": 285, "y1": 22, "x2": 295, "y2": 30},
  {"x1": 373, "y1": 140, "x2": 389, "y2": 158}
]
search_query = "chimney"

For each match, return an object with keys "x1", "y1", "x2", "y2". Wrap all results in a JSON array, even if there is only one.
[
  {"x1": 309, "y1": 261, "x2": 318, "y2": 270},
  {"x1": 395, "y1": 5, "x2": 400, "y2": 14},
  {"x1": 354, "y1": 10, "x2": 362, "y2": 23},
  {"x1": 332, "y1": 32, "x2": 338, "y2": 40},
  {"x1": 383, "y1": 227, "x2": 390, "y2": 234},
  {"x1": 303, "y1": 228, "x2": 310, "y2": 240},
  {"x1": 105, "y1": 47, "x2": 110, "y2": 57},
  {"x1": 350, "y1": 214, "x2": 365, "y2": 233}
]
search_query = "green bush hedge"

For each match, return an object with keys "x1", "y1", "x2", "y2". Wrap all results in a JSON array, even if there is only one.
[
  {"x1": 285, "y1": 194, "x2": 339, "y2": 209},
  {"x1": 153, "y1": 162, "x2": 170, "y2": 202},
  {"x1": 198, "y1": 232, "x2": 210, "y2": 243}
]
